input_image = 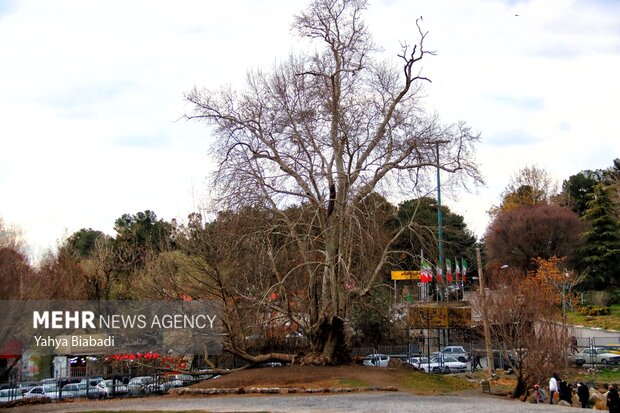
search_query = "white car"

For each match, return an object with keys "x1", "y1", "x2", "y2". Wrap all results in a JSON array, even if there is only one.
[
  {"x1": 60, "y1": 382, "x2": 102, "y2": 399},
  {"x1": 127, "y1": 376, "x2": 156, "y2": 395},
  {"x1": 0, "y1": 388, "x2": 22, "y2": 403},
  {"x1": 60, "y1": 383, "x2": 82, "y2": 398},
  {"x1": 432, "y1": 346, "x2": 470, "y2": 362},
  {"x1": 363, "y1": 354, "x2": 390, "y2": 367},
  {"x1": 579, "y1": 347, "x2": 620, "y2": 365},
  {"x1": 416, "y1": 356, "x2": 467, "y2": 373},
  {"x1": 24, "y1": 385, "x2": 58, "y2": 399},
  {"x1": 408, "y1": 356, "x2": 430, "y2": 370}
]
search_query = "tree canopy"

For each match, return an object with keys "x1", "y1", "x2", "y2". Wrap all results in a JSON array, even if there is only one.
[
  {"x1": 578, "y1": 182, "x2": 620, "y2": 289},
  {"x1": 484, "y1": 204, "x2": 584, "y2": 272},
  {"x1": 186, "y1": 0, "x2": 482, "y2": 364}
]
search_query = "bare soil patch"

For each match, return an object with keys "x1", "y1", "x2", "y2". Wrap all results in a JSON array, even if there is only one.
[
  {"x1": 193, "y1": 365, "x2": 396, "y2": 389},
  {"x1": 190, "y1": 364, "x2": 478, "y2": 394}
]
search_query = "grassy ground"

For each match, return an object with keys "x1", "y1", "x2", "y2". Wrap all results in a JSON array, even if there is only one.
[
  {"x1": 567, "y1": 304, "x2": 620, "y2": 330},
  {"x1": 580, "y1": 368, "x2": 620, "y2": 383},
  {"x1": 397, "y1": 371, "x2": 477, "y2": 394}
]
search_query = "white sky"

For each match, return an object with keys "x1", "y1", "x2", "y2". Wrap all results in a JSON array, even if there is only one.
[{"x1": 1, "y1": 0, "x2": 619, "y2": 260}]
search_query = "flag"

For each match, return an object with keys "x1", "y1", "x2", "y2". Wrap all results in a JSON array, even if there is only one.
[
  {"x1": 422, "y1": 259, "x2": 432, "y2": 283},
  {"x1": 461, "y1": 259, "x2": 468, "y2": 283},
  {"x1": 446, "y1": 258, "x2": 452, "y2": 283},
  {"x1": 454, "y1": 258, "x2": 461, "y2": 283},
  {"x1": 435, "y1": 263, "x2": 443, "y2": 283}
]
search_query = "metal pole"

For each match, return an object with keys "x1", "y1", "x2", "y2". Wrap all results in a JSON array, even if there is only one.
[
  {"x1": 477, "y1": 247, "x2": 494, "y2": 377},
  {"x1": 436, "y1": 143, "x2": 444, "y2": 302}
]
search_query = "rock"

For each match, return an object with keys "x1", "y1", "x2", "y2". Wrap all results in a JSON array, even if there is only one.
[
  {"x1": 594, "y1": 398, "x2": 607, "y2": 410},
  {"x1": 557, "y1": 400, "x2": 571, "y2": 407}
]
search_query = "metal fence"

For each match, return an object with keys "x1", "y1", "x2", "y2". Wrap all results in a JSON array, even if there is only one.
[{"x1": 0, "y1": 371, "x2": 214, "y2": 405}]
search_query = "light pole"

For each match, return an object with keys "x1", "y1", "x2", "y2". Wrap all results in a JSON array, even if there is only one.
[
  {"x1": 561, "y1": 268, "x2": 570, "y2": 326},
  {"x1": 561, "y1": 268, "x2": 570, "y2": 367},
  {"x1": 477, "y1": 248, "x2": 494, "y2": 377}
]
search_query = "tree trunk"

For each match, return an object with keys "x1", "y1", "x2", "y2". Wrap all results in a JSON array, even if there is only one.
[
  {"x1": 512, "y1": 376, "x2": 528, "y2": 399},
  {"x1": 306, "y1": 315, "x2": 350, "y2": 365}
]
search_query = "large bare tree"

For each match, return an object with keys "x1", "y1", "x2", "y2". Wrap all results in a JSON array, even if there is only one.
[{"x1": 186, "y1": 0, "x2": 482, "y2": 364}]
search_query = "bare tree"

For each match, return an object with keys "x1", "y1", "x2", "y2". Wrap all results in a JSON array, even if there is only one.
[
  {"x1": 474, "y1": 260, "x2": 577, "y2": 398},
  {"x1": 489, "y1": 165, "x2": 558, "y2": 217},
  {"x1": 186, "y1": 0, "x2": 482, "y2": 364},
  {"x1": 0, "y1": 217, "x2": 35, "y2": 299}
]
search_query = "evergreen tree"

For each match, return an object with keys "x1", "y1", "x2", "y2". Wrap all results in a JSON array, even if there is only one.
[
  {"x1": 392, "y1": 197, "x2": 477, "y2": 273},
  {"x1": 578, "y1": 183, "x2": 620, "y2": 289}
]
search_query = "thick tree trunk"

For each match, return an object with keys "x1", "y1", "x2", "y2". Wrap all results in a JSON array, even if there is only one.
[
  {"x1": 305, "y1": 315, "x2": 350, "y2": 365},
  {"x1": 512, "y1": 374, "x2": 528, "y2": 399}
]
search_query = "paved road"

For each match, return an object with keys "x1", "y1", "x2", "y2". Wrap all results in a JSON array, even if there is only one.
[{"x1": 5, "y1": 392, "x2": 580, "y2": 413}]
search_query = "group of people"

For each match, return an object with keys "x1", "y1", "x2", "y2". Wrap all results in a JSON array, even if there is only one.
[{"x1": 544, "y1": 372, "x2": 620, "y2": 411}]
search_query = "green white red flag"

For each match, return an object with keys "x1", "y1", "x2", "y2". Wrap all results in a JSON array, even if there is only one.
[
  {"x1": 446, "y1": 258, "x2": 452, "y2": 283},
  {"x1": 421, "y1": 259, "x2": 432, "y2": 283},
  {"x1": 435, "y1": 263, "x2": 443, "y2": 283},
  {"x1": 461, "y1": 259, "x2": 468, "y2": 283},
  {"x1": 454, "y1": 258, "x2": 461, "y2": 283}
]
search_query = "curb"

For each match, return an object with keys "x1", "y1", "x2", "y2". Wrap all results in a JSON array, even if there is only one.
[{"x1": 171, "y1": 386, "x2": 398, "y2": 396}]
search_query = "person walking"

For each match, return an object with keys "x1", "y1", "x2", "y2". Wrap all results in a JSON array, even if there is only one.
[
  {"x1": 577, "y1": 382, "x2": 589, "y2": 408},
  {"x1": 559, "y1": 380, "x2": 572, "y2": 404},
  {"x1": 533, "y1": 384, "x2": 544, "y2": 404},
  {"x1": 471, "y1": 351, "x2": 483, "y2": 372},
  {"x1": 549, "y1": 373, "x2": 559, "y2": 404},
  {"x1": 608, "y1": 385, "x2": 620, "y2": 413}
]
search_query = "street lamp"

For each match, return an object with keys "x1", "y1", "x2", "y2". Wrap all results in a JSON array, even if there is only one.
[
  {"x1": 561, "y1": 268, "x2": 570, "y2": 367},
  {"x1": 562, "y1": 268, "x2": 570, "y2": 327}
]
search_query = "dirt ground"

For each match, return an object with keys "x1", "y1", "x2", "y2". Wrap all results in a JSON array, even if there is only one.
[
  {"x1": 193, "y1": 364, "x2": 403, "y2": 389},
  {"x1": 190, "y1": 364, "x2": 489, "y2": 394}
]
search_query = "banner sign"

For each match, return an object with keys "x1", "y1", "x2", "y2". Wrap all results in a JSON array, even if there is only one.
[
  {"x1": 408, "y1": 304, "x2": 472, "y2": 329},
  {"x1": 391, "y1": 270, "x2": 421, "y2": 280}
]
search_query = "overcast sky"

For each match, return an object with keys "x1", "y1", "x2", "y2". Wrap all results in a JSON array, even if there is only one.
[{"x1": 1, "y1": 0, "x2": 619, "y2": 260}]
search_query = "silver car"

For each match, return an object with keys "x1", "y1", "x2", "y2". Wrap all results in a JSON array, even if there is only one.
[
  {"x1": 24, "y1": 385, "x2": 58, "y2": 399},
  {"x1": 579, "y1": 347, "x2": 620, "y2": 365},
  {"x1": 433, "y1": 345, "x2": 470, "y2": 362},
  {"x1": 363, "y1": 353, "x2": 390, "y2": 367}
]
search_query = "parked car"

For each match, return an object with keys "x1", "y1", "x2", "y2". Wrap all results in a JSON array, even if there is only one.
[
  {"x1": 0, "y1": 388, "x2": 22, "y2": 403},
  {"x1": 432, "y1": 346, "x2": 470, "y2": 362},
  {"x1": 362, "y1": 354, "x2": 390, "y2": 367},
  {"x1": 410, "y1": 355, "x2": 466, "y2": 373},
  {"x1": 579, "y1": 347, "x2": 620, "y2": 365},
  {"x1": 79, "y1": 376, "x2": 104, "y2": 387},
  {"x1": 160, "y1": 378, "x2": 183, "y2": 391},
  {"x1": 96, "y1": 379, "x2": 128, "y2": 398},
  {"x1": 17, "y1": 382, "x2": 38, "y2": 395},
  {"x1": 60, "y1": 383, "x2": 81, "y2": 398},
  {"x1": 127, "y1": 376, "x2": 156, "y2": 395},
  {"x1": 408, "y1": 356, "x2": 430, "y2": 370},
  {"x1": 568, "y1": 353, "x2": 585, "y2": 367},
  {"x1": 428, "y1": 356, "x2": 467, "y2": 373},
  {"x1": 165, "y1": 374, "x2": 195, "y2": 386},
  {"x1": 24, "y1": 385, "x2": 58, "y2": 399},
  {"x1": 61, "y1": 382, "x2": 101, "y2": 399}
]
